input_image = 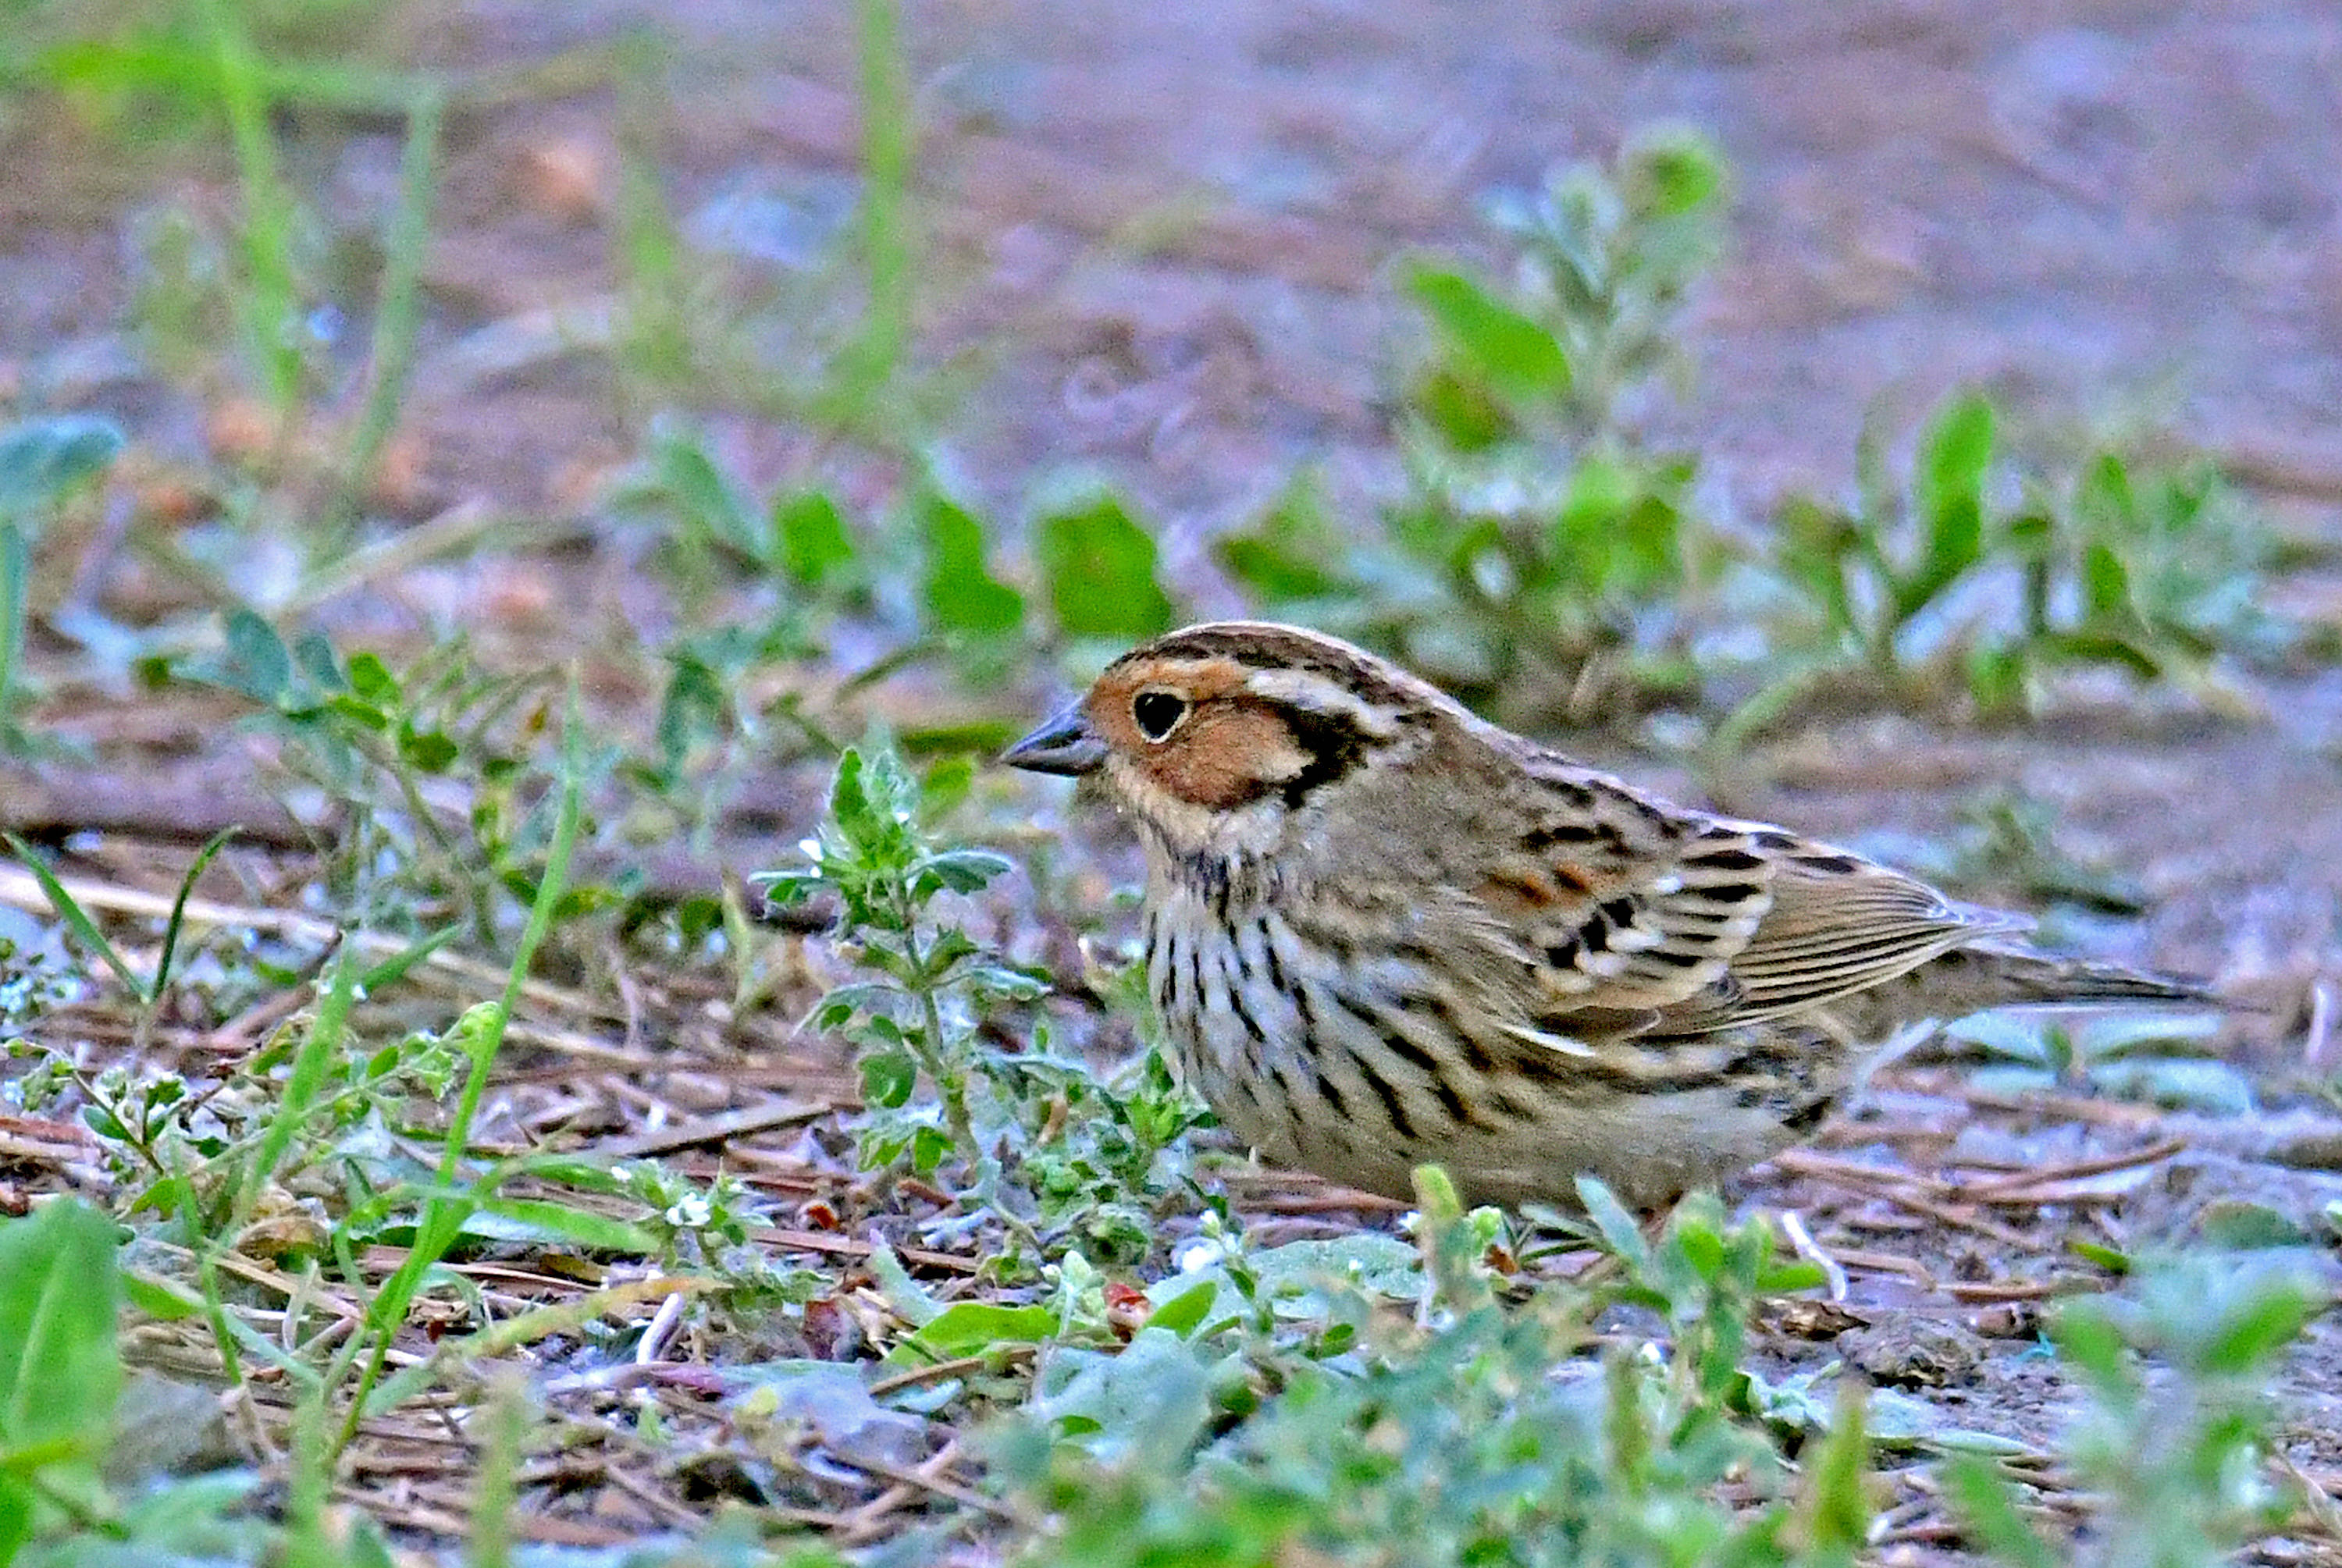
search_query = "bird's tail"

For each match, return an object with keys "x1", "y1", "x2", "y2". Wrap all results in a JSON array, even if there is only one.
[
  {"x1": 1938, "y1": 940, "x2": 2215, "y2": 1012},
  {"x1": 1819, "y1": 940, "x2": 2218, "y2": 1051}
]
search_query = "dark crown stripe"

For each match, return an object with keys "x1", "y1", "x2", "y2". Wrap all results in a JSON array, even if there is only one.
[
  {"x1": 1276, "y1": 701, "x2": 1376, "y2": 807},
  {"x1": 1118, "y1": 624, "x2": 1424, "y2": 709}
]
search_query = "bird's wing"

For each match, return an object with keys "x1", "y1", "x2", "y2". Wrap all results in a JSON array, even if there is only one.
[
  {"x1": 1690, "y1": 844, "x2": 2028, "y2": 1028},
  {"x1": 1472, "y1": 763, "x2": 2022, "y2": 1041},
  {"x1": 1471, "y1": 765, "x2": 1779, "y2": 1016}
]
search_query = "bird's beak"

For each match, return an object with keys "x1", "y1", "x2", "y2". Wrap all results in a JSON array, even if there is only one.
[{"x1": 1000, "y1": 701, "x2": 1106, "y2": 777}]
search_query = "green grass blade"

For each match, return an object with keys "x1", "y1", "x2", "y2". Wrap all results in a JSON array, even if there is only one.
[
  {"x1": 828, "y1": 0, "x2": 913, "y2": 432},
  {"x1": 465, "y1": 1380, "x2": 527, "y2": 1568},
  {"x1": 5, "y1": 832, "x2": 147, "y2": 1000},
  {"x1": 235, "y1": 940, "x2": 361, "y2": 1229},
  {"x1": 0, "y1": 1200, "x2": 123, "y2": 1527},
  {"x1": 340, "y1": 681, "x2": 584, "y2": 1443},
  {"x1": 355, "y1": 922, "x2": 461, "y2": 994},
  {"x1": 0, "y1": 523, "x2": 27, "y2": 736},
  {"x1": 200, "y1": 0, "x2": 305, "y2": 418},
  {"x1": 152, "y1": 825, "x2": 238, "y2": 998},
  {"x1": 329, "y1": 84, "x2": 443, "y2": 539}
]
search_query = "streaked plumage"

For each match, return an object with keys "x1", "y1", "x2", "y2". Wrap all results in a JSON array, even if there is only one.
[{"x1": 1004, "y1": 621, "x2": 2206, "y2": 1208}]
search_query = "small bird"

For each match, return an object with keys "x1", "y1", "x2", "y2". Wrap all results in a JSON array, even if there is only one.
[{"x1": 1002, "y1": 621, "x2": 2208, "y2": 1211}]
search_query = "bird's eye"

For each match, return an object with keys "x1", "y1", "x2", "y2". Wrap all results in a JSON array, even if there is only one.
[{"x1": 1132, "y1": 690, "x2": 1188, "y2": 742}]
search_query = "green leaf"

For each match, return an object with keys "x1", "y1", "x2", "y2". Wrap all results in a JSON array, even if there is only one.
[
  {"x1": 1966, "y1": 642, "x2": 2029, "y2": 716},
  {"x1": 827, "y1": 747, "x2": 877, "y2": 846},
  {"x1": 771, "y1": 489, "x2": 856, "y2": 589},
  {"x1": 394, "y1": 720, "x2": 459, "y2": 773},
  {"x1": 1796, "y1": 1378, "x2": 1871, "y2": 1565},
  {"x1": 152, "y1": 827, "x2": 237, "y2": 998},
  {"x1": 918, "y1": 848, "x2": 1013, "y2": 893},
  {"x1": 2198, "y1": 1279, "x2": 2315, "y2": 1376},
  {"x1": 2086, "y1": 1057, "x2": 2253, "y2": 1115},
  {"x1": 211, "y1": 609, "x2": 294, "y2": 704},
  {"x1": 906, "y1": 1125, "x2": 948, "y2": 1173},
  {"x1": 1757, "y1": 1260, "x2": 1828, "y2": 1294},
  {"x1": 894, "y1": 1301, "x2": 1056, "y2": 1364},
  {"x1": 1673, "y1": 1220, "x2": 1726, "y2": 1282},
  {"x1": 1033, "y1": 491, "x2": 1176, "y2": 639},
  {"x1": 918, "y1": 754, "x2": 974, "y2": 820},
  {"x1": 1899, "y1": 393, "x2": 1991, "y2": 619},
  {"x1": 5, "y1": 834, "x2": 148, "y2": 1001},
  {"x1": 2032, "y1": 629, "x2": 2162, "y2": 681},
  {"x1": 356, "y1": 923, "x2": 461, "y2": 994},
  {"x1": 861, "y1": 1051, "x2": 916, "y2": 1110},
  {"x1": 465, "y1": 1199, "x2": 659, "y2": 1253},
  {"x1": 1405, "y1": 263, "x2": 1571, "y2": 402},
  {"x1": 1244, "y1": 1232, "x2": 1424, "y2": 1301},
  {"x1": 326, "y1": 694, "x2": 390, "y2": 731},
  {"x1": 654, "y1": 432, "x2": 758, "y2": 556},
  {"x1": 1411, "y1": 365, "x2": 1514, "y2": 451},
  {"x1": 1575, "y1": 1175, "x2": 1650, "y2": 1274},
  {"x1": 1215, "y1": 479, "x2": 1351, "y2": 603},
  {"x1": 1556, "y1": 454, "x2": 1681, "y2": 597},
  {"x1": 2048, "y1": 1302, "x2": 2129, "y2": 1389},
  {"x1": 1864, "y1": 1386, "x2": 2039, "y2": 1457},
  {"x1": 1623, "y1": 125, "x2": 1728, "y2": 218},
  {"x1": 2073, "y1": 449, "x2": 2135, "y2": 534},
  {"x1": 290, "y1": 631, "x2": 343, "y2": 692},
  {"x1": 2194, "y1": 1200, "x2": 2312, "y2": 1250},
  {"x1": 0, "y1": 1200, "x2": 123, "y2": 1538},
  {"x1": 919, "y1": 490, "x2": 1024, "y2": 635},
  {"x1": 865, "y1": 1243, "x2": 941, "y2": 1328},
  {"x1": 0, "y1": 414, "x2": 125, "y2": 521},
  {"x1": 1942, "y1": 1454, "x2": 2061, "y2": 1568},
  {"x1": 120, "y1": 1271, "x2": 203, "y2": 1323},
  {"x1": 1917, "y1": 393, "x2": 1994, "y2": 529},
  {"x1": 345, "y1": 651, "x2": 400, "y2": 705},
  {"x1": 1025, "y1": 1328, "x2": 1216, "y2": 1467},
  {"x1": 1145, "y1": 1280, "x2": 1218, "y2": 1338},
  {"x1": 2080, "y1": 541, "x2": 2132, "y2": 620}
]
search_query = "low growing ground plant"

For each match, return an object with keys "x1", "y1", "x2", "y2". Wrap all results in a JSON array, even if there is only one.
[
  {"x1": 1948, "y1": 1255, "x2": 2322, "y2": 1568},
  {"x1": 1722, "y1": 398, "x2": 2297, "y2": 742},
  {"x1": 997, "y1": 1169, "x2": 1860, "y2": 1568},
  {"x1": 1217, "y1": 128, "x2": 1728, "y2": 727},
  {"x1": 758, "y1": 743, "x2": 1211, "y2": 1269}
]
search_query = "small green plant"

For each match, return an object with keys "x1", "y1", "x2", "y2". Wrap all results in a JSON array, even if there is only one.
[
  {"x1": 759, "y1": 745, "x2": 1209, "y2": 1264},
  {"x1": 1998, "y1": 442, "x2": 2290, "y2": 702},
  {"x1": 0, "y1": 1198, "x2": 123, "y2": 1559},
  {"x1": 1944, "y1": 1011, "x2": 2245, "y2": 1114},
  {"x1": 1947, "y1": 1255, "x2": 2319, "y2": 1567},
  {"x1": 610, "y1": 427, "x2": 868, "y2": 615},
  {"x1": 0, "y1": 414, "x2": 126, "y2": 755},
  {"x1": 1567, "y1": 1176, "x2": 1827, "y2": 1422},
  {"x1": 7, "y1": 945, "x2": 464, "y2": 1210},
  {"x1": 1728, "y1": 398, "x2": 2294, "y2": 741},
  {"x1": 175, "y1": 613, "x2": 568, "y2": 944},
  {"x1": 1721, "y1": 393, "x2": 2002, "y2": 742},
  {"x1": 1029, "y1": 484, "x2": 1176, "y2": 645},
  {"x1": 613, "y1": 433, "x2": 1178, "y2": 747},
  {"x1": 758, "y1": 745, "x2": 1035, "y2": 1171},
  {"x1": 1002, "y1": 1171, "x2": 1858, "y2": 1568},
  {"x1": 1218, "y1": 130, "x2": 1728, "y2": 725},
  {"x1": 1415, "y1": 123, "x2": 1728, "y2": 450}
]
